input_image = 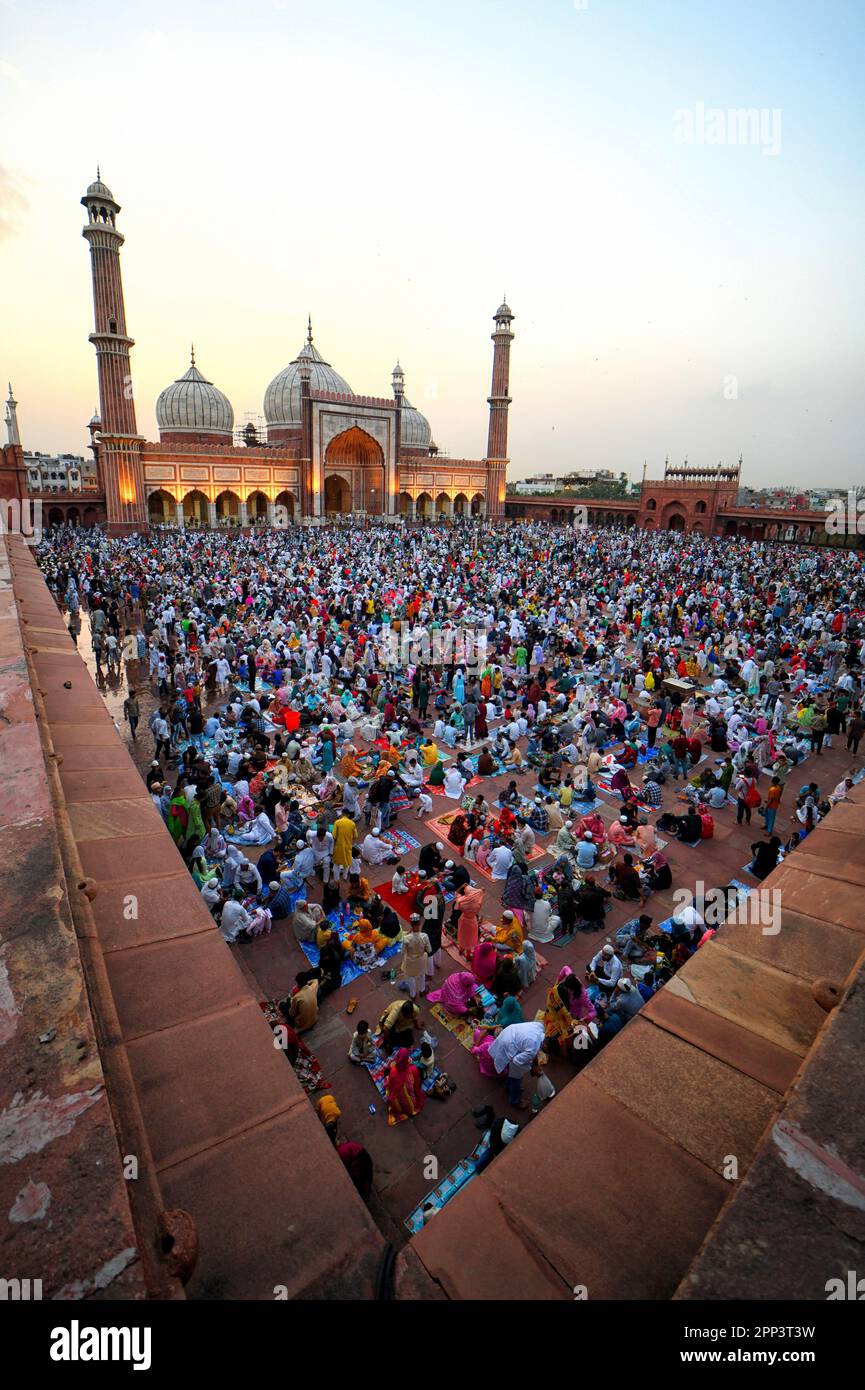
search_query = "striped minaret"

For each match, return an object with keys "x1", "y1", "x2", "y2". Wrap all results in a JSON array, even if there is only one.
[{"x1": 81, "y1": 173, "x2": 147, "y2": 533}]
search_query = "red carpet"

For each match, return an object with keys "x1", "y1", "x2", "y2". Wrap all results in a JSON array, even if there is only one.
[{"x1": 374, "y1": 879, "x2": 417, "y2": 922}]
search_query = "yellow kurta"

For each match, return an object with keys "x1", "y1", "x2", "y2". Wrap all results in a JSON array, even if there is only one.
[{"x1": 332, "y1": 815, "x2": 357, "y2": 868}]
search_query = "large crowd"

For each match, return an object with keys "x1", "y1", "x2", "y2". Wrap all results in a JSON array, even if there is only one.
[{"x1": 36, "y1": 518, "x2": 865, "y2": 1216}]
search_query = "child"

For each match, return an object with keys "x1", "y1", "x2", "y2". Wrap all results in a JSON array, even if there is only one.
[
  {"x1": 415, "y1": 790, "x2": 433, "y2": 818},
  {"x1": 348, "y1": 1020, "x2": 377, "y2": 1065},
  {"x1": 417, "y1": 1039, "x2": 436, "y2": 1081},
  {"x1": 315, "y1": 1092, "x2": 341, "y2": 1143},
  {"x1": 391, "y1": 863, "x2": 409, "y2": 894}
]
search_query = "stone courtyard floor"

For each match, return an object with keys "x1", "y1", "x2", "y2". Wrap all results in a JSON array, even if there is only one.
[{"x1": 72, "y1": 607, "x2": 861, "y2": 1247}]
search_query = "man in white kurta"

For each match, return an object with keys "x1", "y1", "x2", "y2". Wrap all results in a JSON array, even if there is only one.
[
  {"x1": 360, "y1": 828, "x2": 397, "y2": 866},
  {"x1": 488, "y1": 1021, "x2": 545, "y2": 1108}
]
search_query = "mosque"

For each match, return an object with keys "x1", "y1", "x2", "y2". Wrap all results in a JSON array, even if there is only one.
[
  {"x1": 0, "y1": 174, "x2": 513, "y2": 535},
  {"x1": 1, "y1": 173, "x2": 837, "y2": 545}
]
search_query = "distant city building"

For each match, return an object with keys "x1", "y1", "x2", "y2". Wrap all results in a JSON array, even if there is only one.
[
  {"x1": 514, "y1": 468, "x2": 617, "y2": 494},
  {"x1": 514, "y1": 474, "x2": 559, "y2": 494},
  {"x1": 561, "y1": 468, "x2": 617, "y2": 487},
  {"x1": 24, "y1": 451, "x2": 92, "y2": 493}
]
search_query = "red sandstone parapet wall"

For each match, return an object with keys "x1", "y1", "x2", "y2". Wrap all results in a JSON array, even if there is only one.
[
  {"x1": 2, "y1": 538, "x2": 394, "y2": 1300},
  {"x1": 0, "y1": 538, "x2": 149, "y2": 1299}
]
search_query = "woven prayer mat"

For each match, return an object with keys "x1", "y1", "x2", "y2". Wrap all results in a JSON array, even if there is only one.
[
  {"x1": 380, "y1": 827, "x2": 421, "y2": 855},
  {"x1": 364, "y1": 1039, "x2": 441, "y2": 1122},
  {"x1": 259, "y1": 999, "x2": 332, "y2": 1094},
  {"x1": 429, "y1": 985, "x2": 498, "y2": 1051}
]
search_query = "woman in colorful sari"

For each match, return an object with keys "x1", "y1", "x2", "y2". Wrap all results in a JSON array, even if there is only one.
[
  {"x1": 475, "y1": 834, "x2": 494, "y2": 874},
  {"x1": 427, "y1": 970, "x2": 479, "y2": 1016},
  {"x1": 542, "y1": 970, "x2": 591, "y2": 1056},
  {"x1": 471, "y1": 1027, "x2": 498, "y2": 1078},
  {"x1": 446, "y1": 811, "x2": 470, "y2": 853},
  {"x1": 340, "y1": 744, "x2": 365, "y2": 780},
  {"x1": 455, "y1": 882, "x2": 484, "y2": 959},
  {"x1": 558, "y1": 966, "x2": 596, "y2": 1023},
  {"x1": 385, "y1": 1048, "x2": 425, "y2": 1126},
  {"x1": 420, "y1": 738, "x2": 440, "y2": 766},
  {"x1": 472, "y1": 939, "x2": 498, "y2": 987},
  {"x1": 494, "y1": 908, "x2": 525, "y2": 953},
  {"x1": 190, "y1": 846, "x2": 219, "y2": 891},
  {"x1": 347, "y1": 916, "x2": 388, "y2": 967}
]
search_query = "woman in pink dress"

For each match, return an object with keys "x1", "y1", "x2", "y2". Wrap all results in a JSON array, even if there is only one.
[
  {"x1": 455, "y1": 883, "x2": 484, "y2": 958},
  {"x1": 385, "y1": 1048, "x2": 425, "y2": 1126},
  {"x1": 472, "y1": 939, "x2": 498, "y2": 987},
  {"x1": 476, "y1": 835, "x2": 493, "y2": 874},
  {"x1": 427, "y1": 971, "x2": 478, "y2": 1015},
  {"x1": 471, "y1": 1027, "x2": 498, "y2": 1078}
]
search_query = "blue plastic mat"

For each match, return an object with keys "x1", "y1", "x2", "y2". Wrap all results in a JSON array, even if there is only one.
[
  {"x1": 404, "y1": 1137, "x2": 490, "y2": 1233},
  {"x1": 299, "y1": 906, "x2": 401, "y2": 986}
]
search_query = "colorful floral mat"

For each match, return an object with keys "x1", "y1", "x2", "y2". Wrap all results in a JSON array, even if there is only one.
[
  {"x1": 380, "y1": 827, "x2": 421, "y2": 856},
  {"x1": 259, "y1": 999, "x2": 331, "y2": 1094},
  {"x1": 429, "y1": 984, "x2": 498, "y2": 1050}
]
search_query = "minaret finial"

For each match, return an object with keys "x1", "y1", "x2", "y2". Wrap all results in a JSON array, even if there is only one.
[
  {"x1": 190, "y1": 342, "x2": 196, "y2": 368},
  {"x1": 97, "y1": 163, "x2": 100, "y2": 181},
  {"x1": 307, "y1": 314, "x2": 313, "y2": 346}
]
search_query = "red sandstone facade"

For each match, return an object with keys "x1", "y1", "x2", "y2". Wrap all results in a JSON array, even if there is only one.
[
  {"x1": 33, "y1": 176, "x2": 510, "y2": 535},
  {"x1": 505, "y1": 461, "x2": 853, "y2": 546}
]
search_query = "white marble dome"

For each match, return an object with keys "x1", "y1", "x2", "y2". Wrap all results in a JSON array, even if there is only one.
[
  {"x1": 156, "y1": 358, "x2": 234, "y2": 436},
  {"x1": 85, "y1": 177, "x2": 116, "y2": 202},
  {"x1": 264, "y1": 339, "x2": 353, "y2": 429},
  {"x1": 400, "y1": 398, "x2": 432, "y2": 450}
]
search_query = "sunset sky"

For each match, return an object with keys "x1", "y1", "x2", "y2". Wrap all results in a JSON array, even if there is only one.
[{"x1": 2, "y1": 0, "x2": 863, "y2": 485}]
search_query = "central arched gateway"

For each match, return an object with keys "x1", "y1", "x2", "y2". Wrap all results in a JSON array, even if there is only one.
[
  {"x1": 324, "y1": 426, "x2": 385, "y2": 514},
  {"x1": 324, "y1": 473, "x2": 352, "y2": 515}
]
